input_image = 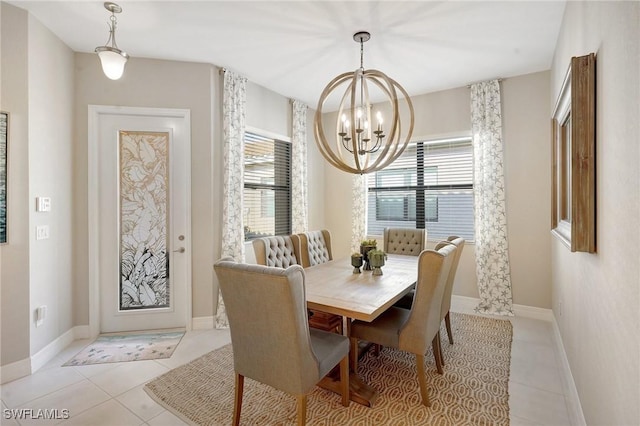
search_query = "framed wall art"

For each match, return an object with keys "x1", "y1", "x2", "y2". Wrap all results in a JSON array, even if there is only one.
[
  {"x1": 0, "y1": 111, "x2": 7, "y2": 244},
  {"x1": 551, "y1": 53, "x2": 596, "y2": 253}
]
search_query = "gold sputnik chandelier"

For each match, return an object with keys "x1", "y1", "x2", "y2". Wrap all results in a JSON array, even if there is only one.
[{"x1": 314, "y1": 31, "x2": 414, "y2": 174}]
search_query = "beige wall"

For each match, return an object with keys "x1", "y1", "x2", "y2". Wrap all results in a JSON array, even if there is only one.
[
  {"x1": 502, "y1": 72, "x2": 552, "y2": 309},
  {"x1": 0, "y1": 3, "x2": 76, "y2": 371},
  {"x1": 551, "y1": 2, "x2": 639, "y2": 424},
  {"x1": 27, "y1": 13, "x2": 75, "y2": 355},
  {"x1": 0, "y1": 3, "x2": 31, "y2": 367},
  {"x1": 323, "y1": 73, "x2": 552, "y2": 309}
]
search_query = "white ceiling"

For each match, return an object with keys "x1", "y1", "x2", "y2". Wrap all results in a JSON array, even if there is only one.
[{"x1": 9, "y1": 1, "x2": 566, "y2": 110}]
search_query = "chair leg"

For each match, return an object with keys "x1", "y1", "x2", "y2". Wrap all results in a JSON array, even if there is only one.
[
  {"x1": 445, "y1": 311, "x2": 454, "y2": 344},
  {"x1": 416, "y1": 354, "x2": 431, "y2": 407},
  {"x1": 296, "y1": 394, "x2": 307, "y2": 426},
  {"x1": 233, "y1": 373, "x2": 244, "y2": 426},
  {"x1": 339, "y1": 355, "x2": 350, "y2": 407},
  {"x1": 432, "y1": 335, "x2": 443, "y2": 375},
  {"x1": 437, "y1": 330, "x2": 445, "y2": 366}
]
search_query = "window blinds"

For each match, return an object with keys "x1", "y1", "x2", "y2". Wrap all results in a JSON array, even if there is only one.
[
  {"x1": 243, "y1": 132, "x2": 291, "y2": 240},
  {"x1": 367, "y1": 137, "x2": 474, "y2": 241}
]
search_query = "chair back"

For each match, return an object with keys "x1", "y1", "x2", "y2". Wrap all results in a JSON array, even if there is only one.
[
  {"x1": 252, "y1": 235, "x2": 300, "y2": 268},
  {"x1": 383, "y1": 228, "x2": 426, "y2": 256},
  {"x1": 213, "y1": 258, "x2": 320, "y2": 395},
  {"x1": 436, "y1": 236, "x2": 465, "y2": 320},
  {"x1": 399, "y1": 244, "x2": 456, "y2": 355},
  {"x1": 297, "y1": 229, "x2": 332, "y2": 267}
]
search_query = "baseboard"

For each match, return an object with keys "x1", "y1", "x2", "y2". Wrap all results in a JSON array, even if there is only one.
[
  {"x1": 32, "y1": 325, "x2": 91, "y2": 373},
  {"x1": 1, "y1": 325, "x2": 93, "y2": 384},
  {"x1": 552, "y1": 315, "x2": 586, "y2": 426},
  {"x1": 0, "y1": 358, "x2": 31, "y2": 385},
  {"x1": 192, "y1": 316, "x2": 214, "y2": 330},
  {"x1": 450, "y1": 295, "x2": 553, "y2": 321}
]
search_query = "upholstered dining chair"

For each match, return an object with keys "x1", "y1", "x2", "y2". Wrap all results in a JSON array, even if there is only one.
[
  {"x1": 297, "y1": 229, "x2": 333, "y2": 267},
  {"x1": 395, "y1": 236, "x2": 465, "y2": 348},
  {"x1": 383, "y1": 227, "x2": 427, "y2": 256},
  {"x1": 349, "y1": 244, "x2": 456, "y2": 407},
  {"x1": 296, "y1": 230, "x2": 344, "y2": 334},
  {"x1": 439, "y1": 236, "x2": 465, "y2": 345},
  {"x1": 213, "y1": 258, "x2": 350, "y2": 426},
  {"x1": 251, "y1": 235, "x2": 301, "y2": 268}
]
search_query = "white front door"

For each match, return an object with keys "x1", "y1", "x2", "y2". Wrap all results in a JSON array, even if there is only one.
[{"x1": 89, "y1": 106, "x2": 191, "y2": 333}]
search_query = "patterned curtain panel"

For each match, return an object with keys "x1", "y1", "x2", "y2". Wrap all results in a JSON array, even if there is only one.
[
  {"x1": 351, "y1": 174, "x2": 368, "y2": 253},
  {"x1": 470, "y1": 80, "x2": 514, "y2": 316},
  {"x1": 216, "y1": 69, "x2": 248, "y2": 329},
  {"x1": 291, "y1": 100, "x2": 308, "y2": 233}
]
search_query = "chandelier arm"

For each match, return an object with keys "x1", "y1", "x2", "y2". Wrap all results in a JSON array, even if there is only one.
[
  {"x1": 362, "y1": 71, "x2": 401, "y2": 171},
  {"x1": 348, "y1": 69, "x2": 363, "y2": 172},
  {"x1": 314, "y1": 72, "x2": 362, "y2": 173}
]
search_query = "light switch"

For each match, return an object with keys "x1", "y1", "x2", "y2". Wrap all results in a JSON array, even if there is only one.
[
  {"x1": 36, "y1": 225, "x2": 50, "y2": 240},
  {"x1": 36, "y1": 197, "x2": 51, "y2": 212}
]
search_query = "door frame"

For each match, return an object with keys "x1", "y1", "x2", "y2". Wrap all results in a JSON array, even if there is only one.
[{"x1": 88, "y1": 105, "x2": 192, "y2": 338}]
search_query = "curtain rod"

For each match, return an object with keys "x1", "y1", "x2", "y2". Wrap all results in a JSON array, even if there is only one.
[
  {"x1": 466, "y1": 78, "x2": 503, "y2": 88},
  {"x1": 218, "y1": 67, "x2": 226, "y2": 75}
]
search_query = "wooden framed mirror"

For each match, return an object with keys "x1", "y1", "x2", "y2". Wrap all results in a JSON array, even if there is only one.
[{"x1": 551, "y1": 53, "x2": 596, "y2": 253}]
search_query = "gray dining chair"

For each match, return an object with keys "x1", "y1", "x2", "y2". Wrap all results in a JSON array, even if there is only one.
[
  {"x1": 383, "y1": 227, "x2": 427, "y2": 256},
  {"x1": 395, "y1": 236, "x2": 465, "y2": 348},
  {"x1": 297, "y1": 229, "x2": 333, "y2": 267},
  {"x1": 349, "y1": 243, "x2": 456, "y2": 407},
  {"x1": 296, "y1": 230, "x2": 343, "y2": 334},
  {"x1": 214, "y1": 258, "x2": 350, "y2": 426},
  {"x1": 439, "y1": 236, "x2": 465, "y2": 345},
  {"x1": 251, "y1": 235, "x2": 301, "y2": 268}
]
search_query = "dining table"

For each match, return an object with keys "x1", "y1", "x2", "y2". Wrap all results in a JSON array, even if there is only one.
[{"x1": 304, "y1": 253, "x2": 419, "y2": 407}]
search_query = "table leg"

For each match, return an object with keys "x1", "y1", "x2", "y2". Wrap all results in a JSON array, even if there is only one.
[{"x1": 317, "y1": 320, "x2": 379, "y2": 407}]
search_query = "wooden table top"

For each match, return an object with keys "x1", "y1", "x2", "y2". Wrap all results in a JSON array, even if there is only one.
[{"x1": 304, "y1": 254, "x2": 419, "y2": 322}]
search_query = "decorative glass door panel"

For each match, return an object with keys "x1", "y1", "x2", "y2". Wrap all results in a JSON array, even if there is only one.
[{"x1": 119, "y1": 131, "x2": 170, "y2": 311}]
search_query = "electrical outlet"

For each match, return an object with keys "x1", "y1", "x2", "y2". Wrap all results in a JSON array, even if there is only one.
[{"x1": 36, "y1": 225, "x2": 50, "y2": 240}]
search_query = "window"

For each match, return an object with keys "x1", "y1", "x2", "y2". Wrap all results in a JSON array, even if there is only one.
[
  {"x1": 367, "y1": 137, "x2": 474, "y2": 242},
  {"x1": 243, "y1": 132, "x2": 291, "y2": 240}
]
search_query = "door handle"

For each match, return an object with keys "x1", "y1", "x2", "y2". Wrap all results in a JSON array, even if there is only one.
[{"x1": 173, "y1": 247, "x2": 185, "y2": 253}]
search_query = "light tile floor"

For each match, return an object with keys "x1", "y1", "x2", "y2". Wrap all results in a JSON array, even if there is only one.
[{"x1": 1, "y1": 315, "x2": 572, "y2": 425}]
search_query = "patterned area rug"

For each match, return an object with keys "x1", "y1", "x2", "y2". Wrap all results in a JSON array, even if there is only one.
[
  {"x1": 144, "y1": 313, "x2": 512, "y2": 425},
  {"x1": 63, "y1": 331, "x2": 184, "y2": 366}
]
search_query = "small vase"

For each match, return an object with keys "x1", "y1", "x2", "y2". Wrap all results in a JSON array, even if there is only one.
[
  {"x1": 369, "y1": 252, "x2": 386, "y2": 276},
  {"x1": 351, "y1": 256, "x2": 363, "y2": 274},
  {"x1": 360, "y1": 245, "x2": 376, "y2": 271}
]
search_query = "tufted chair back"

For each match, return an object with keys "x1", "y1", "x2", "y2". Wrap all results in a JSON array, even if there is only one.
[
  {"x1": 383, "y1": 228, "x2": 427, "y2": 256},
  {"x1": 252, "y1": 235, "x2": 301, "y2": 268},
  {"x1": 297, "y1": 230, "x2": 333, "y2": 267}
]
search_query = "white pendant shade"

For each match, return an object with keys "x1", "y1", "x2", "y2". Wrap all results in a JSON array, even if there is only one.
[
  {"x1": 97, "y1": 48, "x2": 128, "y2": 80},
  {"x1": 95, "y1": 3, "x2": 129, "y2": 81}
]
